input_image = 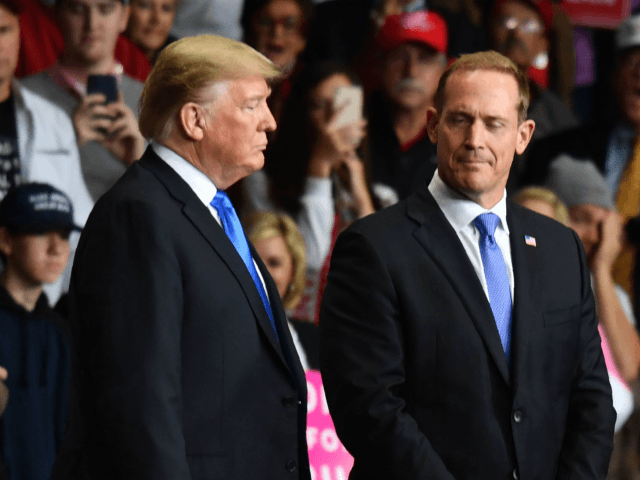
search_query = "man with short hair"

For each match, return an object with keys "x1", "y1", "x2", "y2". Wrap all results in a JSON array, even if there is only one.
[
  {"x1": 368, "y1": 9, "x2": 448, "y2": 199},
  {"x1": 320, "y1": 51, "x2": 615, "y2": 479},
  {"x1": 0, "y1": 0, "x2": 92, "y2": 305},
  {"x1": 21, "y1": 0, "x2": 145, "y2": 203},
  {"x1": 51, "y1": 35, "x2": 311, "y2": 479}
]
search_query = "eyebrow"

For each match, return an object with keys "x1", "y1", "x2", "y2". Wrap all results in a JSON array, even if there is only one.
[
  {"x1": 446, "y1": 109, "x2": 509, "y2": 123},
  {"x1": 246, "y1": 87, "x2": 272, "y2": 102}
]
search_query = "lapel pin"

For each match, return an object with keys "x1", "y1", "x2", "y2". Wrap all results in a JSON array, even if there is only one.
[{"x1": 525, "y1": 235, "x2": 537, "y2": 247}]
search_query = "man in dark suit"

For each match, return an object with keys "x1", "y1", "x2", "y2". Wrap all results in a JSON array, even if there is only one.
[
  {"x1": 320, "y1": 51, "x2": 615, "y2": 479},
  {"x1": 51, "y1": 35, "x2": 310, "y2": 479}
]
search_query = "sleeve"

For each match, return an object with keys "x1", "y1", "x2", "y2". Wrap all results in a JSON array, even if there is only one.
[
  {"x1": 70, "y1": 199, "x2": 191, "y2": 479},
  {"x1": 297, "y1": 177, "x2": 335, "y2": 270},
  {"x1": 555, "y1": 230, "x2": 616, "y2": 479},
  {"x1": 319, "y1": 228, "x2": 455, "y2": 479}
]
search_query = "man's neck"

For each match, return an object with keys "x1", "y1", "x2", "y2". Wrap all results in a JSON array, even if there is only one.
[
  {"x1": 0, "y1": 78, "x2": 12, "y2": 103},
  {"x1": 58, "y1": 53, "x2": 117, "y2": 76},
  {"x1": 0, "y1": 272, "x2": 42, "y2": 313},
  {"x1": 391, "y1": 103, "x2": 430, "y2": 146}
]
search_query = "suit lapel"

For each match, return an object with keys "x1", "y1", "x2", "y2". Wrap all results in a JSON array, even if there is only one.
[
  {"x1": 138, "y1": 149, "x2": 288, "y2": 368},
  {"x1": 252, "y1": 245, "x2": 302, "y2": 381},
  {"x1": 506, "y1": 202, "x2": 539, "y2": 392},
  {"x1": 408, "y1": 186, "x2": 511, "y2": 385}
]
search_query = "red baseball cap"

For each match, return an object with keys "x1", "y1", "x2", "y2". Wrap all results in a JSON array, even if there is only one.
[
  {"x1": 492, "y1": 0, "x2": 554, "y2": 35},
  {"x1": 377, "y1": 10, "x2": 448, "y2": 54}
]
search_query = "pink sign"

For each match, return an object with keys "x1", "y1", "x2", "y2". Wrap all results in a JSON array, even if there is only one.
[{"x1": 306, "y1": 370, "x2": 354, "y2": 480}]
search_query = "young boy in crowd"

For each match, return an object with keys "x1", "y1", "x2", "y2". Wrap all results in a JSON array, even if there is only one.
[{"x1": 0, "y1": 183, "x2": 80, "y2": 480}]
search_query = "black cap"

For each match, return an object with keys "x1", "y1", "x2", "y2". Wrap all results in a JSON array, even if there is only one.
[{"x1": 0, "y1": 183, "x2": 82, "y2": 234}]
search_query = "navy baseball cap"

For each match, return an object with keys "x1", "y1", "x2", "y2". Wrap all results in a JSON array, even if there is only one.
[{"x1": 0, "y1": 183, "x2": 82, "y2": 234}]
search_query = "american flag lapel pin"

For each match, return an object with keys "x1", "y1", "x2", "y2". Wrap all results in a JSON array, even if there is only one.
[{"x1": 525, "y1": 235, "x2": 536, "y2": 247}]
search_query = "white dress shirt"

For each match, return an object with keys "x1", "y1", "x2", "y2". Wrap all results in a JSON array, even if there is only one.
[
  {"x1": 151, "y1": 141, "x2": 269, "y2": 297},
  {"x1": 428, "y1": 171, "x2": 515, "y2": 304}
]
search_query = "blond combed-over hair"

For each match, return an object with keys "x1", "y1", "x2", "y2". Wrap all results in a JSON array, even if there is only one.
[
  {"x1": 139, "y1": 34, "x2": 281, "y2": 140},
  {"x1": 434, "y1": 50, "x2": 530, "y2": 125},
  {"x1": 246, "y1": 211, "x2": 306, "y2": 311}
]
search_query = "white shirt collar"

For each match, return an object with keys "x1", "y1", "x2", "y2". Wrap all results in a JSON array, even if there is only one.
[
  {"x1": 428, "y1": 170, "x2": 509, "y2": 236},
  {"x1": 151, "y1": 141, "x2": 218, "y2": 207}
]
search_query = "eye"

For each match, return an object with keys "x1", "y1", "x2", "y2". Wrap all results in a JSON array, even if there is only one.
[
  {"x1": 67, "y1": 2, "x2": 84, "y2": 14},
  {"x1": 267, "y1": 258, "x2": 282, "y2": 268},
  {"x1": 448, "y1": 114, "x2": 467, "y2": 126},
  {"x1": 98, "y1": 2, "x2": 116, "y2": 14}
]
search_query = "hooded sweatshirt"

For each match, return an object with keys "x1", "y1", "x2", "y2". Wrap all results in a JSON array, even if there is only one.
[{"x1": 0, "y1": 286, "x2": 69, "y2": 480}]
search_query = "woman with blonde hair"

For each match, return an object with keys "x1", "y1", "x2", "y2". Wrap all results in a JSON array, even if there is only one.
[
  {"x1": 247, "y1": 211, "x2": 319, "y2": 370},
  {"x1": 512, "y1": 185, "x2": 569, "y2": 226}
]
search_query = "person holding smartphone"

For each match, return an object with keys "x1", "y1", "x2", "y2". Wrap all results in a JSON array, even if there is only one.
[
  {"x1": 0, "y1": 0, "x2": 92, "y2": 305},
  {"x1": 21, "y1": 0, "x2": 146, "y2": 203},
  {"x1": 244, "y1": 62, "x2": 395, "y2": 321}
]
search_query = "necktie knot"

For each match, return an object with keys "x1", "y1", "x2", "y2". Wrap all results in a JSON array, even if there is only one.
[
  {"x1": 474, "y1": 213, "x2": 500, "y2": 242},
  {"x1": 210, "y1": 190, "x2": 232, "y2": 212},
  {"x1": 209, "y1": 189, "x2": 279, "y2": 342}
]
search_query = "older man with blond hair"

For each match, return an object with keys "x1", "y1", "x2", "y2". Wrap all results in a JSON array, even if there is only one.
[{"x1": 52, "y1": 35, "x2": 311, "y2": 480}]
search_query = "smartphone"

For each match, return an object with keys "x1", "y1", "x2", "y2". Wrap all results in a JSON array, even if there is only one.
[
  {"x1": 86, "y1": 74, "x2": 119, "y2": 104},
  {"x1": 333, "y1": 85, "x2": 363, "y2": 128}
]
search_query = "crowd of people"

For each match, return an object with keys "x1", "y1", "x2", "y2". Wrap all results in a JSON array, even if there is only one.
[{"x1": 0, "y1": 0, "x2": 639, "y2": 478}]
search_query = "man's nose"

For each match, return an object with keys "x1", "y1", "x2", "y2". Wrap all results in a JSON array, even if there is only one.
[
  {"x1": 48, "y1": 233, "x2": 68, "y2": 255},
  {"x1": 271, "y1": 22, "x2": 285, "y2": 41},
  {"x1": 262, "y1": 104, "x2": 277, "y2": 132},
  {"x1": 149, "y1": 5, "x2": 161, "y2": 23},
  {"x1": 402, "y1": 53, "x2": 418, "y2": 78},
  {"x1": 85, "y1": 8, "x2": 97, "y2": 31},
  {"x1": 464, "y1": 120, "x2": 485, "y2": 149}
]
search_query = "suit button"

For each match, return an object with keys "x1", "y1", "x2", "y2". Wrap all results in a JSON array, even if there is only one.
[
  {"x1": 513, "y1": 468, "x2": 519, "y2": 479},
  {"x1": 286, "y1": 460, "x2": 297, "y2": 472},
  {"x1": 282, "y1": 396, "x2": 295, "y2": 407},
  {"x1": 513, "y1": 410, "x2": 522, "y2": 423}
]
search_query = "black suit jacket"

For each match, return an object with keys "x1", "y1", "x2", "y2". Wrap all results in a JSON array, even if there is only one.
[
  {"x1": 320, "y1": 183, "x2": 615, "y2": 479},
  {"x1": 52, "y1": 147, "x2": 311, "y2": 479},
  {"x1": 522, "y1": 120, "x2": 612, "y2": 186}
]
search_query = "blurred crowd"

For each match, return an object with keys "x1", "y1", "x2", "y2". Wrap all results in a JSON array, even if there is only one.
[{"x1": 1, "y1": 0, "x2": 640, "y2": 478}]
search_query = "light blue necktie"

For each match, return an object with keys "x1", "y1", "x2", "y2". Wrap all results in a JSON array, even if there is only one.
[
  {"x1": 210, "y1": 191, "x2": 279, "y2": 342},
  {"x1": 473, "y1": 213, "x2": 512, "y2": 364}
]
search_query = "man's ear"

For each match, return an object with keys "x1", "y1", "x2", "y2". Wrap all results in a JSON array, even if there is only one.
[
  {"x1": 426, "y1": 107, "x2": 439, "y2": 144},
  {"x1": 0, "y1": 228, "x2": 13, "y2": 258},
  {"x1": 179, "y1": 103, "x2": 207, "y2": 142},
  {"x1": 515, "y1": 119, "x2": 535, "y2": 155}
]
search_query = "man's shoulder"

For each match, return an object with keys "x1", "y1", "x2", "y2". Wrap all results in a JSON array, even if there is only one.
[
  {"x1": 507, "y1": 200, "x2": 580, "y2": 255},
  {"x1": 339, "y1": 191, "x2": 425, "y2": 250},
  {"x1": 19, "y1": 72, "x2": 75, "y2": 114},
  {"x1": 121, "y1": 73, "x2": 145, "y2": 108},
  {"x1": 16, "y1": 80, "x2": 74, "y2": 126},
  {"x1": 530, "y1": 119, "x2": 611, "y2": 156}
]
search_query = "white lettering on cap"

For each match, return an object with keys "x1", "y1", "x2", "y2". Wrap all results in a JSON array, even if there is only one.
[{"x1": 29, "y1": 192, "x2": 71, "y2": 213}]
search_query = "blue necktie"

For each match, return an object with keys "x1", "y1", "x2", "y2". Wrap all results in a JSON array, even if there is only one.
[
  {"x1": 210, "y1": 191, "x2": 279, "y2": 342},
  {"x1": 473, "y1": 213, "x2": 512, "y2": 364}
]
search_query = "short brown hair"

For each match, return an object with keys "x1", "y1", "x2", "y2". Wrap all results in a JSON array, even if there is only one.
[
  {"x1": 434, "y1": 50, "x2": 530, "y2": 124},
  {"x1": 139, "y1": 35, "x2": 280, "y2": 140},
  {"x1": 246, "y1": 211, "x2": 306, "y2": 310}
]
